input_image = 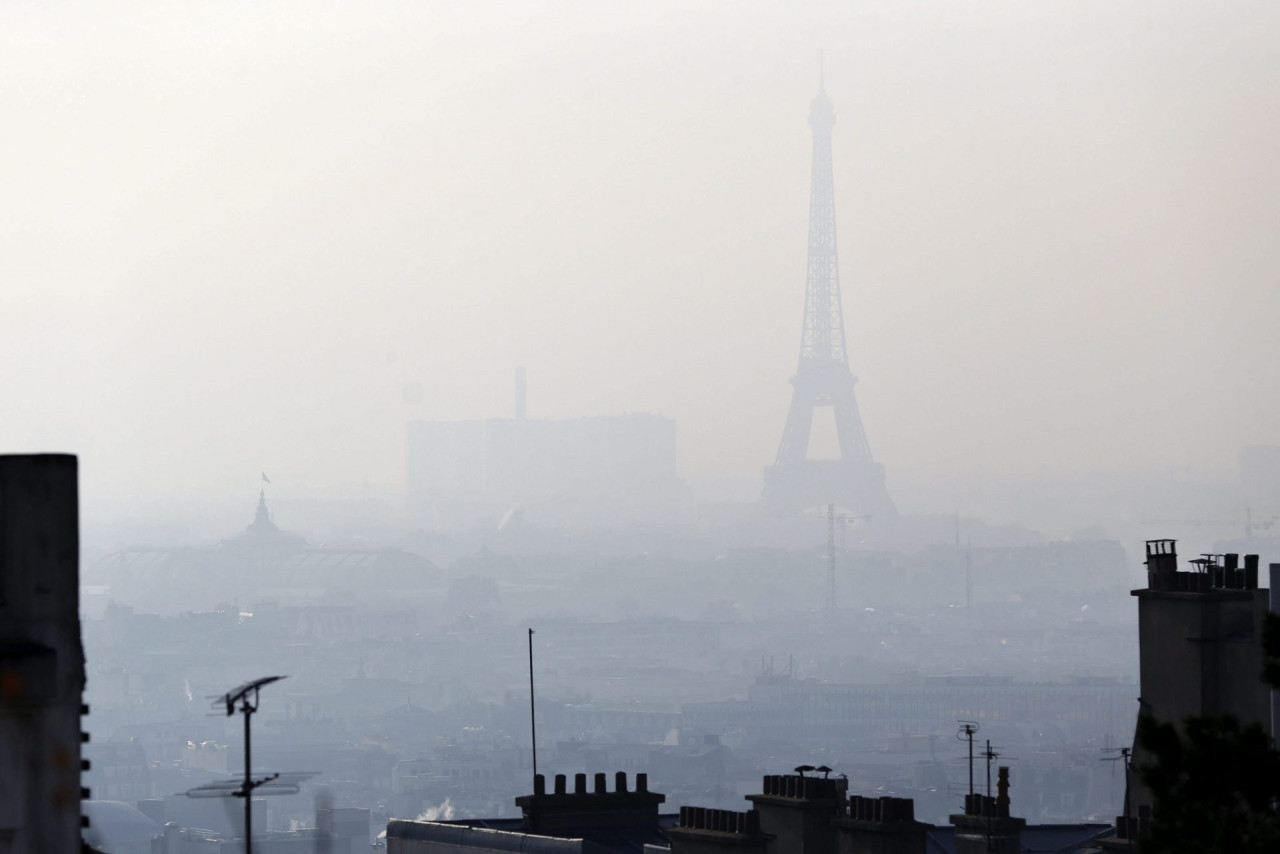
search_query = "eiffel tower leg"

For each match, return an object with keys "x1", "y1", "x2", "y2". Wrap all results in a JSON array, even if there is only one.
[
  {"x1": 830, "y1": 379, "x2": 872, "y2": 466},
  {"x1": 774, "y1": 388, "x2": 816, "y2": 468}
]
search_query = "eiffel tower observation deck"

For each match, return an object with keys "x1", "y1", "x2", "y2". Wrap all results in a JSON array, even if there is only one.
[{"x1": 762, "y1": 74, "x2": 895, "y2": 518}]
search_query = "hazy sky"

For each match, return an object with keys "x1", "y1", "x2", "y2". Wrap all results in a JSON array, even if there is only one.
[{"x1": 2, "y1": 2, "x2": 1277, "y2": 517}]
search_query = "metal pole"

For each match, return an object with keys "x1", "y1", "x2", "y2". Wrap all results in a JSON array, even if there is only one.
[
  {"x1": 827, "y1": 504, "x2": 836, "y2": 622},
  {"x1": 244, "y1": 697, "x2": 252, "y2": 854},
  {"x1": 1123, "y1": 750, "x2": 1133, "y2": 851},
  {"x1": 985, "y1": 740, "x2": 992, "y2": 798},
  {"x1": 965, "y1": 539, "x2": 972, "y2": 619},
  {"x1": 967, "y1": 729, "x2": 974, "y2": 798},
  {"x1": 528, "y1": 628, "x2": 538, "y2": 785}
]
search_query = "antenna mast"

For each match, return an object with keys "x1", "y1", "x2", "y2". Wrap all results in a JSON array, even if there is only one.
[
  {"x1": 957, "y1": 721, "x2": 978, "y2": 799},
  {"x1": 965, "y1": 538, "x2": 973, "y2": 619},
  {"x1": 187, "y1": 676, "x2": 312, "y2": 854},
  {"x1": 827, "y1": 503, "x2": 837, "y2": 623},
  {"x1": 217, "y1": 676, "x2": 285, "y2": 854},
  {"x1": 983, "y1": 740, "x2": 1000, "y2": 797},
  {"x1": 528, "y1": 628, "x2": 538, "y2": 786}
]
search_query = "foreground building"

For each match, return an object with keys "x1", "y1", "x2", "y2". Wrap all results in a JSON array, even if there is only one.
[
  {"x1": 1108, "y1": 540, "x2": 1277, "y2": 845},
  {"x1": 387, "y1": 769, "x2": 1108, "y2": 854},
  {"x1": 0, "y1": 454, "x2": 86, "y2": 854},
  {"x1": 388, "y1": 771, "x2": 672, "y2": 853}
]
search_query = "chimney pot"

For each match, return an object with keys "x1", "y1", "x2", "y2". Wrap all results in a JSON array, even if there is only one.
[
  {"x1": 636, "y1": 772, "x2": 648, "y2": 793},
  {"x1": 574, "y1": 773, "x2": 586, "y2": 794},
  {"x1": 615, "y1": 771, "x2": 628, "y2": 793},
  {"x1": 534, "y1": 774, "x2": 546, "y2": 796},
  {"x1": 554, "y1": 774, "x2": 566, "y2": 795},
  {"x1": 594, "y1": 772, "x2": 607, "y2": 794}
]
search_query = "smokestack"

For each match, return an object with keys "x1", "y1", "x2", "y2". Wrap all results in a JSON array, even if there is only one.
[
  {"x1": 515, "y1": 367, "x2": 527, "y2": 421},
  {"x1": 996, "y1": 766, "x2": 1010, "y2": 810}
]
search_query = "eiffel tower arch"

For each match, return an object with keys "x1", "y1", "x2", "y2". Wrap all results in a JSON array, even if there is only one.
[{"x1": 761, "y1": 76, "x2": 896, "y2": 517}]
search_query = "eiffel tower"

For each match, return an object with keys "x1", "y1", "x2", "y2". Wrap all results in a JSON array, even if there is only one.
[{"x1": 762, "y1": 75, "x2": 895, "y2": 517}]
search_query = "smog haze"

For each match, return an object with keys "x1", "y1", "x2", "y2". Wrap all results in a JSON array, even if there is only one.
[{"x1": 2, "y1": 1, "x2": 1278, "y2": 530}]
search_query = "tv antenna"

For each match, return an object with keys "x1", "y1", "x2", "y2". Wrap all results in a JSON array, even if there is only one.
[
  {"x1": 979, "y1": 740, "x2": 1016, "y2": 798},
  {"x1": 186, "y1": 676, "x2": 314, "y2": 854},
  {"x1": 956, "y1": 721, "x2": 979, "y2": 799}
]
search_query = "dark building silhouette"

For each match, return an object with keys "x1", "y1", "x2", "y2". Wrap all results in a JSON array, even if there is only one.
[
  {"x1": 0, "y1": 454, "x2": 86, "y2": 853},
  {"x1": 386, "y1": 769, "x2": 1107, "y2": 854},
  {"x1": 835, "y1": 795, "x2": 929, "y2": 854},
  {"x1": 762, "y1": 76, "x2": 893, "y2": 518},
  {"x1": 387, "y1": 770, "x2": 672, "y2": 853},
  {"x1": 1115, "y1": 540, "x2": 1274, "y2": 839},
  {"x1": 948, "y1": 775, "x2": 1025, "y2": 854}
]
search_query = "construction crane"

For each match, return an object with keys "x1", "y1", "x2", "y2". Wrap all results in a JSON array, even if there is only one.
[
  {"x1": 762, "y1": 503, "x2": 870, "y2": 621},
  {"x1": 1141, "y1": 508, "x2": 1276, "y2": 540}
]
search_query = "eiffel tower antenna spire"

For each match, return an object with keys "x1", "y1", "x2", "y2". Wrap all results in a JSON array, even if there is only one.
[{"x1": 761, "y1": 75, "x2": 895, "y2": 517}]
